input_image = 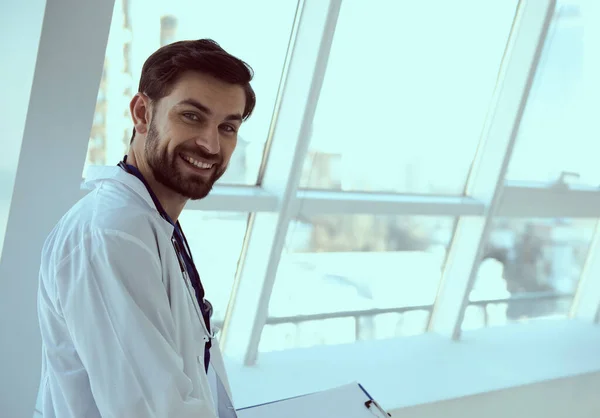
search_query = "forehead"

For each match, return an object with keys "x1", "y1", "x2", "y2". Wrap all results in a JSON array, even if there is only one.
[{"x1": 163, "y1": 71, "x2": 246, "y2": 116}]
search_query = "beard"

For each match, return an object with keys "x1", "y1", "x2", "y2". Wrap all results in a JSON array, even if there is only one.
[{"x1": 144, "y1": 119, "x2": 227, "y2": 200}]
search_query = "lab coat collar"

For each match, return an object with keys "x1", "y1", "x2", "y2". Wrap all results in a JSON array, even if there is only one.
[{"x1": 82, "y1": 165, "x2": 175, "y2": 235}]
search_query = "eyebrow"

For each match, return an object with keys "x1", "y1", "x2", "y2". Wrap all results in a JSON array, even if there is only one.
[{"x1": 177, "y1": 98, "x2": 243, "y2": 123}]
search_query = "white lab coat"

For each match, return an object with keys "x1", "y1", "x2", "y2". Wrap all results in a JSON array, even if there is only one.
[{"x1": 37, "y1": 166, "x2": 233, "y2": 417}]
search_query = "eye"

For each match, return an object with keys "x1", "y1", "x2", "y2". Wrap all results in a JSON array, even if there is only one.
[
  {"x1": 182, "y1": 112, "x2": 200, "y2": 121},
  {"x1": 220, "y1": 124, "x2": 238, "y2": 134}
]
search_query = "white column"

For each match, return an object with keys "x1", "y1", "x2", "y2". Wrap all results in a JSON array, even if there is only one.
[
  {"x1": 0, "y1": 1, "x2": 114, "y2": 416},
  {"x1": 220, "y1": 0, "x2": 342, "y2": 365},
  {"x1": 428, "y1": 0, "x2": 556, "y2": 339}
]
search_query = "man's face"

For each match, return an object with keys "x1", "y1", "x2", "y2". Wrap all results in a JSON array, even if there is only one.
[{"x1": 143, "y1": 71, "x2": 246, "y2": 200}]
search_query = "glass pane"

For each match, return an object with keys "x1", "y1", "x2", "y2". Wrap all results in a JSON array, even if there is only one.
[
  {"x1": 178, "y1": 211, "x2": 248, "y2": 323},
  {"x1": 84, "y1": 0, "x2": 298, "y2": 184},
  {"x1": 260, "y1": 215, "x2": 455, "y2": 351},
  {"x1": 507, "y1": 2, "x2": 600, "y2": 186},
  {"x1": 299, "y1": 0, "x2": 517, "y2": 194},
  {"x1": 462, "y1": 217, "x2": 597, "y2": 330}
]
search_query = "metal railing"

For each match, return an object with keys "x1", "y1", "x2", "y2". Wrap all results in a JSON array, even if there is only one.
[
  {"x1": 258, "y1": 291, "x2": 575, "y2": 341},
  {"x1": 469, "y1": 291, "x2": 574, "y2": 327},
  {"x1": 265, "y1": 304, "x2": 434, "y2": 341}
]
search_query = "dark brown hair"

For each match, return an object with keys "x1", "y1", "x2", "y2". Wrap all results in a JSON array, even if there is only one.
[{"x1": 131, "y1": 39, "x2": 256, "y2": 143}]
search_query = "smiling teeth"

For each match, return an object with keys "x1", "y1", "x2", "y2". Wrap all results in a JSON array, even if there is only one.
[{"x1": 183, "y1": 156, "x2": 213, "y2": 169}]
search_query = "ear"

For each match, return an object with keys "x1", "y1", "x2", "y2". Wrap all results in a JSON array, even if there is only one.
[{"x1": 130, "y1": 93, "x2": 151, "y2": 135}]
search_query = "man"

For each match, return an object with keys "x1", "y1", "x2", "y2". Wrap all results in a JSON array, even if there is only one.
[{"x1": 37, "y1": 39, "x2": 255, "y2": 417}]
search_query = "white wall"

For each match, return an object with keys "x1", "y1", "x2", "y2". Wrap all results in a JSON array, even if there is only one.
[{"x1": 392, "y1": 372, "x2": 600, "y2": 418}]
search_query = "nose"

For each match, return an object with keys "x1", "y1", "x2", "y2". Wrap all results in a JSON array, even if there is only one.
[{"x1": 195, "y1": 125, "x2": 220, "y2": 155}]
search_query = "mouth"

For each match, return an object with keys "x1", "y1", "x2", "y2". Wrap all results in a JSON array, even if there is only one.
[{"x1": 180, "y1": 154, "x2": 216, "y2": 174}]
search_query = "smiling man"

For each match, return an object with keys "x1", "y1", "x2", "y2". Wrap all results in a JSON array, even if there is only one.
[{"x1": 37, "y1": 39, "x2": 255, "y2": 418}]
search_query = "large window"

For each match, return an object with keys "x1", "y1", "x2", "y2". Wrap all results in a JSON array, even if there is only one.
[
  {"x1": 462, "y1": 218, "x2": 597, "y2": 330},
  {"x1": 507, "y1": 2, "x2": 600, "y2": 186},
  {"x1": 299, "y1": 0, "x2": 518, "y2": 194},
  {"x1": 259, "y1": 215, "x2": 455, "y2": 352},
  {"x1": 66, "y1": 0, "x2": 600, "y2": 361},
  {"x1": 84, "y1": 0, "x2": 299, "y2": 184},
  {"x1": 458, "y1": 1, "x2": 600, "y2": 330}
]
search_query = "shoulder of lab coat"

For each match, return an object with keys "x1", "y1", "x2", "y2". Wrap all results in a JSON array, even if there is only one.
[{"x1": 38, "y1": 167, "x2": 223, "y2": 418}]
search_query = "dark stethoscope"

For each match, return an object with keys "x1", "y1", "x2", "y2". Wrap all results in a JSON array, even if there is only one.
[
  {"x1": 171, "y1": 236, "x2": 214, "y2": 322},
  {"x1": 117, "y1": 156, "x2": 214, "y2": 339}
]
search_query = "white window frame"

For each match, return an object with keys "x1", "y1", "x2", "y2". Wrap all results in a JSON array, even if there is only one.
[
  {"x1": 220, "y1": 0, "x2": 344, "y2": 365},
  {"x1": 217, "y1": 0, "x2": 600, "y2": 361},
  {"x1": 427, "y1": 0, "x2": 557, "y2": 339}
]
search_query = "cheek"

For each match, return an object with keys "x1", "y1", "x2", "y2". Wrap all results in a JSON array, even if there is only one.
[
  {"x1": 220, "y1": 137, "x2": 237, "y2": 159},
  {"x1": 165, "y1": 116, "x2": 191, "y2": 142},
  {"x1": 165, "y1": 127, "x2": 189, "y2": 152}
]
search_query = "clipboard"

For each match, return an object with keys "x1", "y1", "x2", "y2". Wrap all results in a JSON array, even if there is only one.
[{"x1": 236, "y1": 382, "x2": 391, "y2": 418}]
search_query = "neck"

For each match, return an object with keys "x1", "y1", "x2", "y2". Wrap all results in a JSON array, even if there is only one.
[{"x1": 125, "y1": 150, "x2": 187, "y2": 222}]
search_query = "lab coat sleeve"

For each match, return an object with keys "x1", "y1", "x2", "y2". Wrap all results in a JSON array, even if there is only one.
[{"x1": 56, "y1": 228, "x2": 217, "y2": 418}]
